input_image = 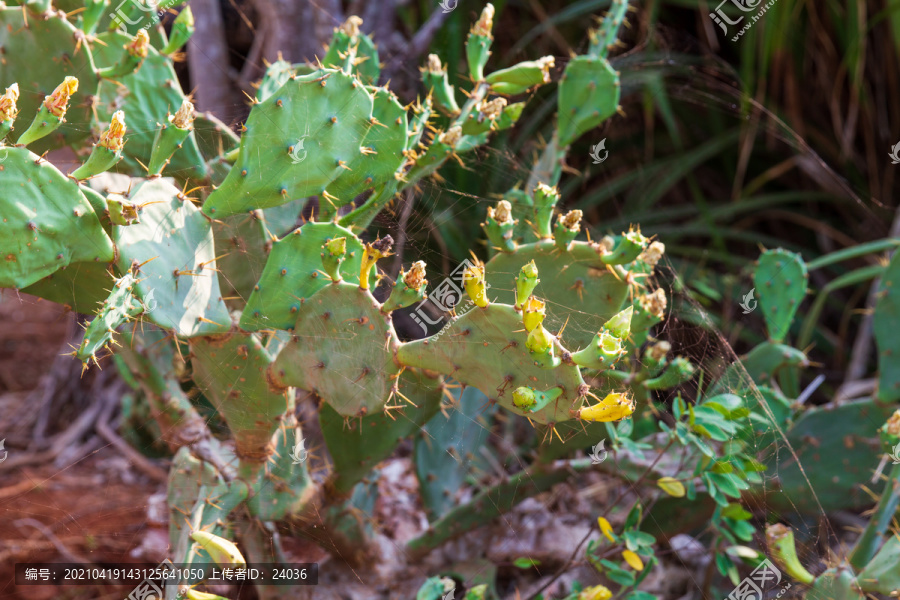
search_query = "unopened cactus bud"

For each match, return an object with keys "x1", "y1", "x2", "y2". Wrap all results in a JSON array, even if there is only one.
[
  {"x1": 0, "y1": 83, "x2": 19, "y2": 140},
  {"x1": 522, "y1": 296, "x2": 546, "y2": 332},
  {"x1": 515, "y1": 260, "x2": 540, "y2": 309},
  {"x1": 766, "y1": 524, "x2": 815, "y2": 584},
  {"x1": 601, "y1": 228, "x2": 649, "y2": 265},
  {"x1": 578, "y1": 584, "x2": 613, "y2": 600},
  {"x1": 486, "y1": 56, "x2": 555, "y2": 95},
  {"x1": 533, "y1": 182, "x2": 560, "y2": 239},
  {"x1": 512, "y1": 386, "x2": 536, "y2": 410},
  {"x1": 17, "y1": 77, "x2": 78, "y2": 146},
  {"x1": 422, "y1": 54, "x2": 461, "y2": 114},
  {"x1": 359, "y1": 235, "x2": 393, "y2": 290},
  {"x1": 190, "y1": 530, "x2": 247, "y2": 567},
  {"x1": 466, "y1": 4, "x2": 495, "y2": 81},
  {"x1": 577, "y1": 392, "x2": 634, "y2": 422},
  {"x1": 644, "y1": 356, "x2": 694, "y2": 390},
  {"x1": 321, "y1": 237, "x2": 347, "y2": 281},
  {"x1": 463, "y1": 263, "x2": 489, "y2": 308},
  {"x1": 98, "y1": 31, "x2": 150, "y2": 78},
  {"x1": 148, "y1": 100, "x2": 195, "y2": 176},
  {"x1": 383, "y1": 261, "x2": 428, "y2": 313},
  {"x1": 483, "y1": 199, "x2": 517, "y2": 252},
  {"x1": 554, "y1": 209, "x2": 582, "y2": 250},
  {"x1": 162, "y1": 6, "x2": 195, "y2": 54},
  {"x1": 71, "y1": 111, "x2": 127, "y2": 180},
  {"x1": 638, "y1": 240, "x2": 665, "y2": 268}
]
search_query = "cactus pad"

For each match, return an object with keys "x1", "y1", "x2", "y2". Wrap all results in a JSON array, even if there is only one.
[
  {"x1": 556, "y1": 55, "x2": 620, "y2": 147},
  {"x1": 0, "y1": 147, "x2": 114, "y2": 289},
  {"x1": 202, "y1": 69, "x2": 375, "y2": 218},
  {"x1": 753, "y1": 248, "x2": 808, "y2": 342},
  {"x1": 873, "y1": 251, "x2": 900, "y2": 402}
]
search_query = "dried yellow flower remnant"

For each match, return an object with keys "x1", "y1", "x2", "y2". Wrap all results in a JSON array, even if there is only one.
[
  {"x1": 426, "y1": 53, "x2": 444, "y2": 74},
  {"x1": 536, "y1": 56, "x2": 555, "y2": 82},
  {"x1": 99, "y1": 111, "x2": 127, "y2": 152},
  {"x1": 639, "y1": 241, "x2": 666, "y2": 267},
  {"x1": 886, "y1": 410, "x2": 900, "y2": 437},
  {"x1": 488, "y1": 200, "x2": 513, "y2": 224},
  {"x1": 126, "y1": 29, "x2": 150, "y2": 59},
  {"x1": 0, "y1": 83, "x2": 19, "y2": 121},
  {"x1": 404, "y1": 261, "x2": 428, "y2": 290},
  {"x1": 640, "y1": 288, "x2": 667, "y2": 319},
  {"x1": 479, "y1": 97, "x2": 507, "y2": 120},
  {"x1": 340, "y1": 15, "x2": 363, "y2": 37},
  {"x1": 439, "y1": 125, "x2": 462, "y2": 147},
  {"x1": 44, "y1": 77, "x2": 79, "y2": 118},
  {"x1": 172, "y1": 100, "x2": 195, "y2": 130},
  {"x1": 471, "y1": 4, "x2": 495, "y2": 37},
  {"x1": 560, "y1": 209, "x2": 583, "y2": 231}
]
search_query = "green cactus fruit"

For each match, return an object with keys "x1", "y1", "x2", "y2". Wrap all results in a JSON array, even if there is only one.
[
  {"x1": 601, "y1": 229, "x2": 649, "y2": 265},
  {"x1": 753, "y1": 248, "x2": 808, "y2": 342},
  {"x1": 482, "y1": 200, "x2": 518, "y2": 253},
  {"x1": 203, "y1": 68, "x2": 375, "y2": 218},
  {"x1": 148, "y1": 100, "x2": 195, "y2": 176},
  {"x1": 383, "y1": 260, "x2": 428, "y2": 312},
  {"x1": 320, "y1": 236, "x2": 347, "y2": 281},
  {"x1": 422, "y1": 54, "x2": 460, "y2": 114},
  {"x1": 74, "y1": 270, "x2": 147, "y2": 365},
  {"x1": 873, "y1": 251, "x2": 900, "y2": 402},
  {"x1": 246, "y1": 411, "x2": 316, "y2": 520},
  {"x1": 92, "y1": 30, "x2": 207, "y2": 180},
  {"x1": 240, "y1": 221, "x2": 372, "y2": 331},
  {"x1": 190, "y1": 326, "x2": 291, "y2": 468},
  {"x1": 321, "y1": 86, "x2": 407, "y2": 219},
  {"x1": 466, "y1": 4, "x2": 494, "y2": 81},
  {"x1": 463, "y1": 262, "x2": 489, "y2": 308},
  {"x1": 765, "y1": 524, "x2": 815, "y2": 584},
  {"x1": 485, "y1": 241, "x2": 630, "y2": 350},
  {"x1": 588, "y1": 0, "x2": 630, "y2": 58},
  {"x1": 113, "y1": 177, "x2": 230, "y2": 336},
  {"x1": 0, "y1": 7, "x2": 97, "y2": 152},
  {"x1": 97, "y1": 30, "x2": 150, "y2": 79},
  {"x1": 398, "y1": 303, "x2": 587, "y2": 424},
  {"x1": 526, "y1": 322, "x2": 561, "y2": 368},
  {"x1": 71, "y1": 111, "x2": 127, "y2": 180},
  {"x1": 515, "y1": 260, "x2": 540, "y2": 309},
  {"x1": 0, "y1": 146, "x2": 115, "y2": 289},
  {"x1": 644, "y1": 356, "x2": 694, "y2": 390},
  {"x1": 512, "y1": 385, "x2": 563, "y2": 414},
  {"x1": 322, "y1": 371, "x2": 443, "y2": 495},
  {"x1": 485, "y1": 56, "x2": 554, "y2": 95},
  {"x1": 161, "y1": 6, "x2": 194, "y2": 54},
  {"x1": 269, "y1": 281, "x2": 400, "y2": 416},
  {"x1": 522, "y1": 296, "x2": 546, "y2": 332},
  {"x1": 557, "y1": 55, "x2": 620, "y2": 147},
  {"x1": 461, "y1": 97, "x2": 509, "y2": 136},
  {"x1": 571, "y1": 330, "x2": 625, "y2": 372},
  {"x1": 0, "y1": 83, "x2": 18, "y2": 141},
  {"x1": 414, "y1": 385, "x2": 495, "y2": 519},
  {"x1": 532, "y1": 182, "x2": 560, "y2": 239},
  {"x1": 17, "y1": 76, "x2": 79, "y2": 147}
]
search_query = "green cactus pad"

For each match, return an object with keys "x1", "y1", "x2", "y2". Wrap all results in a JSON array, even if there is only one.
[
  {"x1": 75, "y1": 271, "x2": 146, "y2": 363},
  {"x1": 21, "y1": 260, "x2": 114, "y2": 313},
  {"x1": 113, "y1": 178, "x2": 230, "y2": 336},
  {"x1": 320, "y1": 371, "x2": 444, "y2": 495},
  {"x1": 398, "y1": 303, "x2": 587, "y2": 424},
  {"x1": 0, "y1": 7, "x2": 97, "y2": 152},
  {"x1": 0, "y1": 147, "x2": 115, "y2": 289},
  {"x1": 167, "y1": 446, "x2": 219, "y2": 549},
  {"x1": 270, "y1": 281, "x2": 400, "y2": 416},
  {"x1": 414, "y1": 384, "x2": 495, "y2": 520},
  {"x1": 556, "y1": 55, "x2": 619, "y2": 148},
  {"x1": 92, "y1": 31, "x2": 207, "y2": 181},
  {"x1": 753, "y1": 248, "x2": 808, "y2": 342},
  {"x1": 766, "y1": 398, "x2": 896, "y2": 513},
  {"x1": 873, "y1": 251, "x2": 900, "y2": 402},
  {"x1": 239, "y1": 221, "x2": 370, "y2": 331},
  {"x1": 202, "y1": 69, "x2": 375, "y2": 218},
  {"x1": 484, "y1": 240, "x2": 630, "y2": 350},
  {"x1": 190, "y1": 327, "x2": 292, "y2": 463},
  {"x1": 321, "y1": 87, "x2": 407, "y2": 217}
]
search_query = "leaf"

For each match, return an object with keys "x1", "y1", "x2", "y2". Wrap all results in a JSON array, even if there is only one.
[
  {"x1": 657, "y1": 477, "x2": 686, "y2": 497},
  {"x1": 721, "y1": 503, "x2": 753, "y2": 521},
  {"x1": 512, "y1": 557, "x2": 541, "y2": 569},
  {"x1": 606, "y1": 567, "x2": 636, "y2": 587}
]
